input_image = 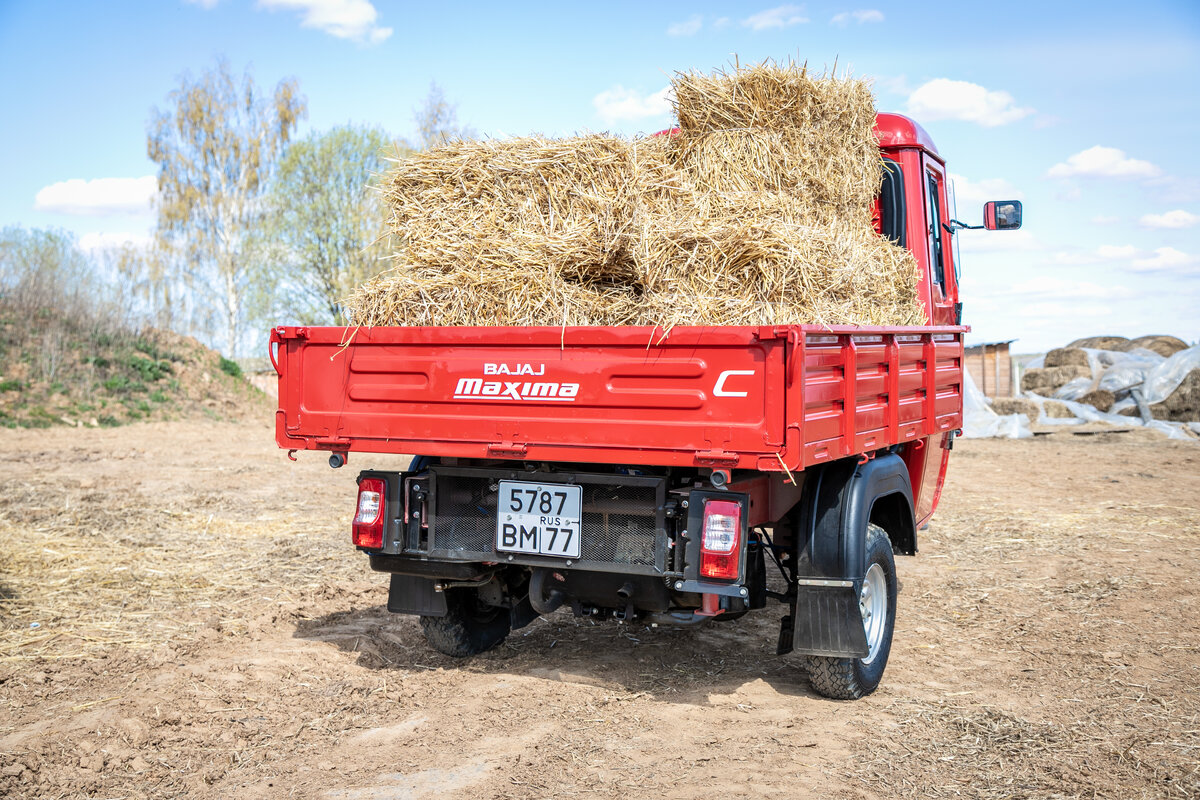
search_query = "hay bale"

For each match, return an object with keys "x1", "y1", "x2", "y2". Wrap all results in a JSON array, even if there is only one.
[
  {"x1": 351, "y1": 62, "x2": 924, "y2": 329},
  {"x1": 1021, "y1": 365, "x2": 1090, "y2": 395},
  {"x1": 1044, "y1": 347, "x2": 1089, "y2": 368},
  {"x1": 636, "y1": 215, "x2": 923, "y2": 329},
  {"x1": 1043, "y1": 400, "x2": 1074, "y2": 418},
  {"x1": 348, "y1": 266, "x2": 644, "y2": 328},
  {"x1": 1127, "y1": 335, "x2": 1189, "y2": 358},
  {"x1": 1157, "y1": 369, "x2": 1200, "y2": 421},
  {"x1": 990, "y1": 397, "x2": 1038, "y2": 424},
  {"x1": 1077, "y1": 389, "x2": 1116, "y2": 413},
  {"x1": 670, "y1": 64, "x2": 879, "y2": 210},
  {"x1": 1067, "y1": 336, "x2": 1130, "y2": 351}
]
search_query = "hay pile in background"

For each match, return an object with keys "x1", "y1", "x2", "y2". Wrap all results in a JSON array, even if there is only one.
[{"x1": 349, "y1": 61, "x2": 923, "y2": 329}]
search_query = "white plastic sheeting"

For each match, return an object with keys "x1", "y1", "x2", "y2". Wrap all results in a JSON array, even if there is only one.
[{"x1": 961, "y1": 369, "x2": 1032, "y2": 439}]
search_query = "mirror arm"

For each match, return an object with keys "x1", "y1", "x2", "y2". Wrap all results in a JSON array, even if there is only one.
[{"x1": 946, "y1": 219, "x2": 984, "y2": 232}]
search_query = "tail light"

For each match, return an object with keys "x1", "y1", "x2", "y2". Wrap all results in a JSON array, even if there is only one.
[
  {"x1": 352, "y1": 478, "x2": 386, "y2": 549},
  {"x1": 699, "y1": 499, "x2": 742, "y2": 581}
]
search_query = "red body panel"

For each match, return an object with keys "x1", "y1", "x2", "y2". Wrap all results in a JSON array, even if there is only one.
[{"x1": 273, "y1": 324, "x2": 964, "y2": 482}]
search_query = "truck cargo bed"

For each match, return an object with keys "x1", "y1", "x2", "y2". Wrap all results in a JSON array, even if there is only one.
[{"x1": 271, "y1": 324, "x2": 965, "y2": 472}]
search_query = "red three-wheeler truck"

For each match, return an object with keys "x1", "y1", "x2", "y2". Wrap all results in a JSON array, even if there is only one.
[{"x1": 270, "y1": 113, "x2": 1021, "y2": 699}]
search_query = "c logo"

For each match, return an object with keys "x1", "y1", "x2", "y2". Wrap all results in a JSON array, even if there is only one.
[{"x1": 713, "y1": 370, "x2": 755, "y2": 397}]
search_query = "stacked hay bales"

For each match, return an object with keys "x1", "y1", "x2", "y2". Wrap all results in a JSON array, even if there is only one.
[
  {"x1": 347, "y1": 62, "x2": 923, "y2": 329},
  {"x1": 1021, "y1": 365, "x2": 1090, "y2": 395}
]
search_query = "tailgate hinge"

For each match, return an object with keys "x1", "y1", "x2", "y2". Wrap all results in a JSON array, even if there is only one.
[
  {"x1": 488, "y1": 441, "x2": 528, "y2": 458},
  {"x1": 694, "y1": 449, "x2": 740, "y2": 468}
]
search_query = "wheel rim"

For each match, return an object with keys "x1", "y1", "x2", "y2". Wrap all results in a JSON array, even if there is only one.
[{"x1": 860, "y1": 563, "x2": 888, "y2": 666}]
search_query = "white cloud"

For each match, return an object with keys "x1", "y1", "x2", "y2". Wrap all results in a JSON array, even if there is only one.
[
  {"x1": 258, "y1": 0, "x2": 392, "y2": 44},
  {"x1": 831, "y1": 9, "x2": 884, "y2": 25},
  {"x1": 185, "y1": 0, "x2": 220, "y2": 8},
  {"x1": 1007, "y1": 277, "x2": 1134, "y2": 301},
  {"x1": 742, "y1": 4, "x2": 809, "y2": 30},
  {"x1": 1014, "y1": 301, "x2": 1115, "y2": 320},
  {"x1": 667, "y1": 15, "x2": 702, "y2": 36},
  {"x1": 713, "y1": 16, "x2": 731, "y2": 29},
  {"x1": 1130, "y1": 247, "x2": 1196, "y2": 273},
  {"x1": 956, "y1": 228, "x2": 1039, "y2": 255},
  {"x1": 77, "y1": 232, "x2": 153, "y2": 252},
  {"x1": 1091, "y1": 215, "x2": 1119, "y2": 226},
  {"x1": 593, "y1": 85, "x2": 672, "y2": 125},
  {"x1": 1046, "y1": 146, "x2": 1161, "y2": 180},
  {"x1": 34, "y1": 176, "x2": 157, "y2": 216},
  {"x1": 1048, "y1": 244, "x2": 1137, "y2": 265},
  {"x1": 906, "y1": 79, "x2": 1033, "y2": 127},
  {"x1": 949, "y1": 173, "x2": 1024, "y2": 210},
  {"x1": 1139, "y1": 209, "x2": 1199, "y2": 229}
]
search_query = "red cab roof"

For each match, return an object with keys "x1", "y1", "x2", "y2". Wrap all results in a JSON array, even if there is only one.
[{"x1": 874, "y1": 113, "x2": 939, "y2": 157}]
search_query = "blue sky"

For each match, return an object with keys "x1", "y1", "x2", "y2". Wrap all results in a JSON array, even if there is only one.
[{"x1": 1, "y1": 0, "x2": 1198, "y2": 351}]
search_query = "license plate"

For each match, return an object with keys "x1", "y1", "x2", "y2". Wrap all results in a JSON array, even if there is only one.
[{"x1": 496, "y1": 481, "x2": 582, "y2": 559}]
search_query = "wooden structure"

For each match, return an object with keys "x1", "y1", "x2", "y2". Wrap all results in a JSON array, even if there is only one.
[{"x1": 965, "y1": 340, "x2": 1014, "y2": 398}]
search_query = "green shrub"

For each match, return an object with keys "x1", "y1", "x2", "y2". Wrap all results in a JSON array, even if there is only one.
[
  {"x1": 218, "y1": 356, "x2": 243, "y2": 378},
  {"x1": 0, "y1": 379, "x2": 22, "y2": 392}
]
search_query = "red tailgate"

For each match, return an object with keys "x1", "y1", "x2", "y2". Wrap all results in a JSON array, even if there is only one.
[{"x1": 272, "y1": 325, "x2": 787, "y2": 468}]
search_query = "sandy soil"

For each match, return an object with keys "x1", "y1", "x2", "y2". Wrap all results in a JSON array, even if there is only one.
[{"x1": 1, "y1": 421, "x2": 1197, "y2": 799}]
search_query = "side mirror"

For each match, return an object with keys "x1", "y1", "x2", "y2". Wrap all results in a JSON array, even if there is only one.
[{"x1": 983, "y1": 200, "x2": 1022, "y2": 230}]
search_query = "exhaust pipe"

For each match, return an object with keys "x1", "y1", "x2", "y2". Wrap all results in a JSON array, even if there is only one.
[{"x1": 528, "y1": 568, "x2": 566, "y2": 615}]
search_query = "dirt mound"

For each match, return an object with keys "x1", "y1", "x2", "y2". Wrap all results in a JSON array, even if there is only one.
[
  {"x1": 1020, "y1": 365, "x2": 1090, "y2": 395},
  {"x1": 0, "y1": 319, "x2": 268, "y2": 429},
  {"x1": 1127, "y1": 334, "x2": 1189, "y2": 357}
]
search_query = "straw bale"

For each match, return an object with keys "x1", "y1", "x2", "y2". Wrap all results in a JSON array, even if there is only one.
[
  {"x1": 378, "y1": 135, "x2": 654, "y2": 283},
  {"x1": 352, "y1": 62, "x2": 924, "y2": 329},
  {"x1": 1127, "y1": 335, "x2": 1188, "y2": 358},
  {"x1": 1078, "y1": 389, "x2": 1116, "y2": 413},
  {"x1": 1044, "y1": 347, "x2": 1089, "y2": 368},
  {"x1": 990, "y1": 397, "x2": 1038, "y2": 424},
  {"x1": 1043, "y1": 399, "x2": 1074, "y2": 418},
  {"x1": 1157, "y1": 369, "x2": 1200, "y2": 421},
  {"x1": 1021, "y1": 365, "x2": 1090, "y2": 395},
  {"x1": 348, "y1": 265, "x2": 644, "y2": 328},
  {"x1": 637, "y1": 215, "x2": 922, "y2": 328},
  {"x1": 1067, "y1": 335, "x2": 1130, "y2": 351},
  {"x1": 671, "y1": 62, "x2": 881, "y2": 210}
]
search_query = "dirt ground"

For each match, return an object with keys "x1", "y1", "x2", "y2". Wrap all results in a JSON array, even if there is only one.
[{"x1": 1, "y1": 420, "x2": 1197, "y2": 799}]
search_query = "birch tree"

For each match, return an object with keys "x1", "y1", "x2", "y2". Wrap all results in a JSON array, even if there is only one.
[
  {"x1": 147, "y1": 60, "x2": 306, "y2": 355},
  {"x1": 262, "y1": 126, "x2": 404, "y2": 323}
]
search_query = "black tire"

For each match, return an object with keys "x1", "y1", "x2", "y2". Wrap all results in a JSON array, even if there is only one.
[
  {"x1": 804, "y1": 524, "x2": 897, "y2": 700},
  {"x1": 419, "y1": 588, "x2": 511, "y2": 657}
]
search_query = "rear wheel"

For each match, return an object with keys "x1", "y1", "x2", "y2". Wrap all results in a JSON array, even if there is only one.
[
  {"x1": 419, "y1": 588, "x2": 511, "y2": 657},
  {"x1": 805, "y1": 524, "x2": 897, "y2": 700}
]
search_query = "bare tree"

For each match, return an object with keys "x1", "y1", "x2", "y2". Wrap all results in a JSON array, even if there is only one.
[
  {"x1": 147, "y1": 59, "x2": 306, "y2": 355},
  {"x1": 415, "y1": 82, "x2": 475, "y2": 150}
]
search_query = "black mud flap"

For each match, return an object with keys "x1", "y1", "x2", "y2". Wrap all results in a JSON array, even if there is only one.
[
  {"x1": 387, "y1": 574, "x2": 448, "y2": 617},
  {"x1": 510, "y1": 595, "x2": 538, "y2": 631},
  {"x1": 777, "y1": 583, "x2": 868, "y2": 658}
]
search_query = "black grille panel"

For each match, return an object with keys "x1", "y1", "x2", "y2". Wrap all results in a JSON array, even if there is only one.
[{"x1": 429, "y1": 469, "x2": 664, "y2": 572}]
